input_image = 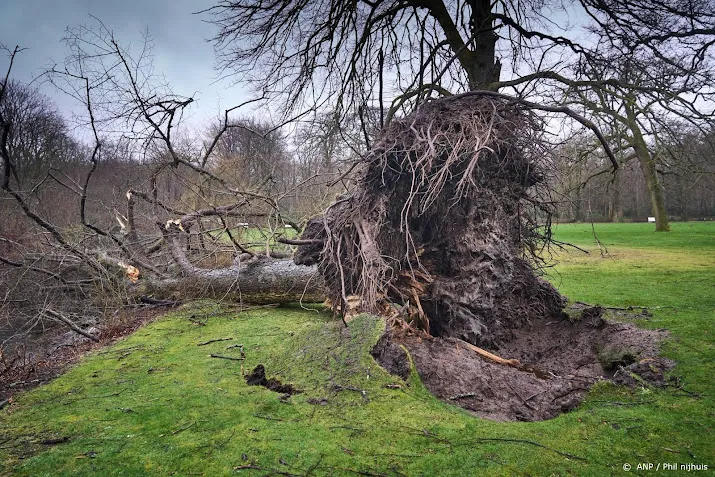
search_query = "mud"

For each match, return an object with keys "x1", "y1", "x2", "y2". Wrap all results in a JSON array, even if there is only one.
[
  {"x1": 373, "y1": 308, "x2": 673, "y2": 421},
  {"x1": 245, "y1": 364, "x2": 302, "y2": 395}
]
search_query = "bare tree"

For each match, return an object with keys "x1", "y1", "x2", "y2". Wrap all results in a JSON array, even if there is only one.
[
  {"x1": 205, "y1": 0, "x2": 545, "y2": 120},
  {"x1": 0, "y1": 80, "x2": 82, "y2": 184},
  {"x1": 558, "y1": 1, "x2": 715, "y2": 230},
  {"x1": 209, "y1": 118, "x2": 291, "y2": 196}
]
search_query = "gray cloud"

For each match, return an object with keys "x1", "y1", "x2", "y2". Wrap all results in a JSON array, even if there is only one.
[{"x1": 1, "y1": 0, "x2": 250, "y2": 131}]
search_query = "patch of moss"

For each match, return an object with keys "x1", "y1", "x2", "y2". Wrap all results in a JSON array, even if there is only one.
[{"x1": 1, "y1": 222, "x2": 714, "y2": 475}]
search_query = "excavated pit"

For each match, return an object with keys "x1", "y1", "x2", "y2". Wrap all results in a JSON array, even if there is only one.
[{"x1": 372, "y1": 306, "x2": 673, "y2": 422}]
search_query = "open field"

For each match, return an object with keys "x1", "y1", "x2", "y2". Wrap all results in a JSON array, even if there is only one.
[{"x1": 1, "y1": 223, "x2": 713, "y2": 476}]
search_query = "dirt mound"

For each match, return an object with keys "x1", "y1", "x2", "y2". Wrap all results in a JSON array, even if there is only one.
[{"x1": 373, "y1": 310, "x2": 672, "y2": 421}]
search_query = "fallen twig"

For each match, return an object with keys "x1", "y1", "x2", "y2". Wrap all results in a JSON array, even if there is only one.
[
  {"x1": 573, "y1": 301, "x2": 649, "y2": 312},
  {"x1": 448, "y1": 392, "x2": 479, "y2": 400},
  {"x1": 140, "y1": 296, "x2": 183, "y2": 307},
  {"x1": 172, "y1": 421, "x2": 196, "y2": 435},
  {"x1": 331, "y1": 383, "x2": 368, "y2": 401},
  {"x1": 44, "y1": 308, "x2": 100, "y2": 342},
  {"x1": 474, "y1": 438, "x2": 587, "y2": 462},
  {"x1": 210, "y1": 354, "x2": 245, "y2": 361},
  {"x1": 277, "y1": 237, "x2": 323, "y2": 246},
  {"x1": 252, "y1": 414, "x2": 284, "y2": 421},
  {"x1": 233, "y1": 464, "x2": 299, "y2": 476},
  {"x1": 61, "y1": 388, "x2": 127, "y2": 405},
  {"x1": 331, "y1": 467, "x2": 391, "y2": 477},
  {"x1": 198, "y1": 338, "x2": 233, "y2": 346}
]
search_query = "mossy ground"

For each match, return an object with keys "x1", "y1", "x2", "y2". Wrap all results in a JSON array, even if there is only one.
[{"x1": 1, "y1": 222, "x2": 713, "y2": 476}]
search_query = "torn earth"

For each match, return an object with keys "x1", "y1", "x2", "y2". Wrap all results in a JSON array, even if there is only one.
[{"x1": 372, "y1": 305, "x2": 674, "y2": 422}]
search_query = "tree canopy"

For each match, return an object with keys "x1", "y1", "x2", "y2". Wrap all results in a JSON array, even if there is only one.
[{"x1": 207, "y1": 0, "x2": 714, "y2": 118}]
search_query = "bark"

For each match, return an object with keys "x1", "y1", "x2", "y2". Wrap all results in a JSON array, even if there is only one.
[
  {"x1": 609, "y1": 168, "x2": 623, "y2": 222},
  {"x1": 637, "y1": 150, "x2": 669, "y2": 231},
  {"x1": 422, "y1": 0, "x2": 500, "y2": 91},
  {"x1": 625, "y1": 102, "x2": 670, "y2": 231},
  {"x1": 44, "y1": 308, "x2": 100, "y2": 342},
  {"x1": 143, "y1": 259, "x2": 324, "y2": 304},
  {"x1": 574, "y1": 185, "x2": 584, "y2": 222},
  {"x1": 149, "y1": 224, "x2": 325, "y2": 304}
]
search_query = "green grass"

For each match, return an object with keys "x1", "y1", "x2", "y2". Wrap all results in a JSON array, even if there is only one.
[{"x1": 1, "y1": 223, "x2": 713, "y2": 476}]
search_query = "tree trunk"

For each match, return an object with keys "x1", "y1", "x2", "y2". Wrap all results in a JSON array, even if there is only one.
[
  {"x1": 143, "y1": 259, "x2": 325, "y2": 304},
  {"x1": 574, "y1": 186, "x2": 584, "y2": 222},
  {"x1": 424, "y1": 0, "x2": 500, "y2": 91},
  {"x1": 152, "y1": 225, "x2": 325, "y2": 304},
  {"x1": 638, "y1": 152, "x2": 669, "y2": 231},
  {"x1": 609, "y1": 168, "x2": 623, "y2": 222},
  {"x1": 467, "y1": 0, "x2": 501, "y2": 89},
  {"x1": 625, "y1": 102, "x2": 670, "y2": 231}
]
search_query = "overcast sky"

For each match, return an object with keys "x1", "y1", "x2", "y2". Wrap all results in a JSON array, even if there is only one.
[{"x1": 0, "y1": 0, "x2": 250, "y2": 131}]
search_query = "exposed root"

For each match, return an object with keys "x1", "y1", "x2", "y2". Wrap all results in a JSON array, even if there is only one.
[
  {"x1": 298, "y1": 95, "x2": 564, "y2": 346},
  {"x1": 457, "y1": 339, "x2": 521, "y2": 369}
]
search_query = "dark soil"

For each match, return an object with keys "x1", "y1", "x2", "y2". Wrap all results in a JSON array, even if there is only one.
[
  {"x1": 373, "y1": 307, "x2": 673, "y2": 422},
  {"x1": 245, "y1": 364, "x2": 302, "y2": 395},
  {"x1": 370, "y1": 332, "x2": 411, "y2": 380}
]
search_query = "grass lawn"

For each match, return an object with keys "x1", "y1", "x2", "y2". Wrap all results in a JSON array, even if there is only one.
[{"x1": 1, "y1": 222, "x2": 713, "y2": 476}]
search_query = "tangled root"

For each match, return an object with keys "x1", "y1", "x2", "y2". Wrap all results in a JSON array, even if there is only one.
[{"x1": 298, "y1": 94, "x2": 565, "y2": 346}]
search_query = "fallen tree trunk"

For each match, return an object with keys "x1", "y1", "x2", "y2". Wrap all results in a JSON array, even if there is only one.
[
  {"x1": 137, "y1": 224, "x2": 325, "y2": 304},
  {"x1": 141, "y1": 258, "x2": 325, "y2": 304}
]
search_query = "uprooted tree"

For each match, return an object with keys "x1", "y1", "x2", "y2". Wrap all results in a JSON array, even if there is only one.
[
  {"x1": 204, "y1": 0, "x2": 714, "y2": 335},
  {"x1": 208, "y1": 0, "x2": 715, "y2": 232}
]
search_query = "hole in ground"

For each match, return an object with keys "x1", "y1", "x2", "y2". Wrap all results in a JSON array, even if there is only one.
[
  {"x1": 372, "y1": 306, "x2": 673, "y2": 422},
  {"x1": 245, "y1": 364, "x2": 302, "y2": 395}
]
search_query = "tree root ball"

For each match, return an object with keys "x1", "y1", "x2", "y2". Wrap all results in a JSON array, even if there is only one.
[{"x1": 298, "y1": 95, "x2": 564, "y2": 346}]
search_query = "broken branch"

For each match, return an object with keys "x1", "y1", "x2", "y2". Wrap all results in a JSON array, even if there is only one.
[
  {"x1": 43, "y1": 308, "x2": 99, "y2": 343},
  {"x1": 209, "y1": 354, "x2": 245, "y2": 361},
  {"x1": 457, "y1": 339, "x2": 520, "y2": 368}
]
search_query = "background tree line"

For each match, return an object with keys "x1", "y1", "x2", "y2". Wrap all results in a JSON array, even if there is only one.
[
  {"x1": 3, "y1": 78, "x2": 712, "y2": 254},
  {"x1": 553, "y1": 128, "x2": 715, "y2": 223}
]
